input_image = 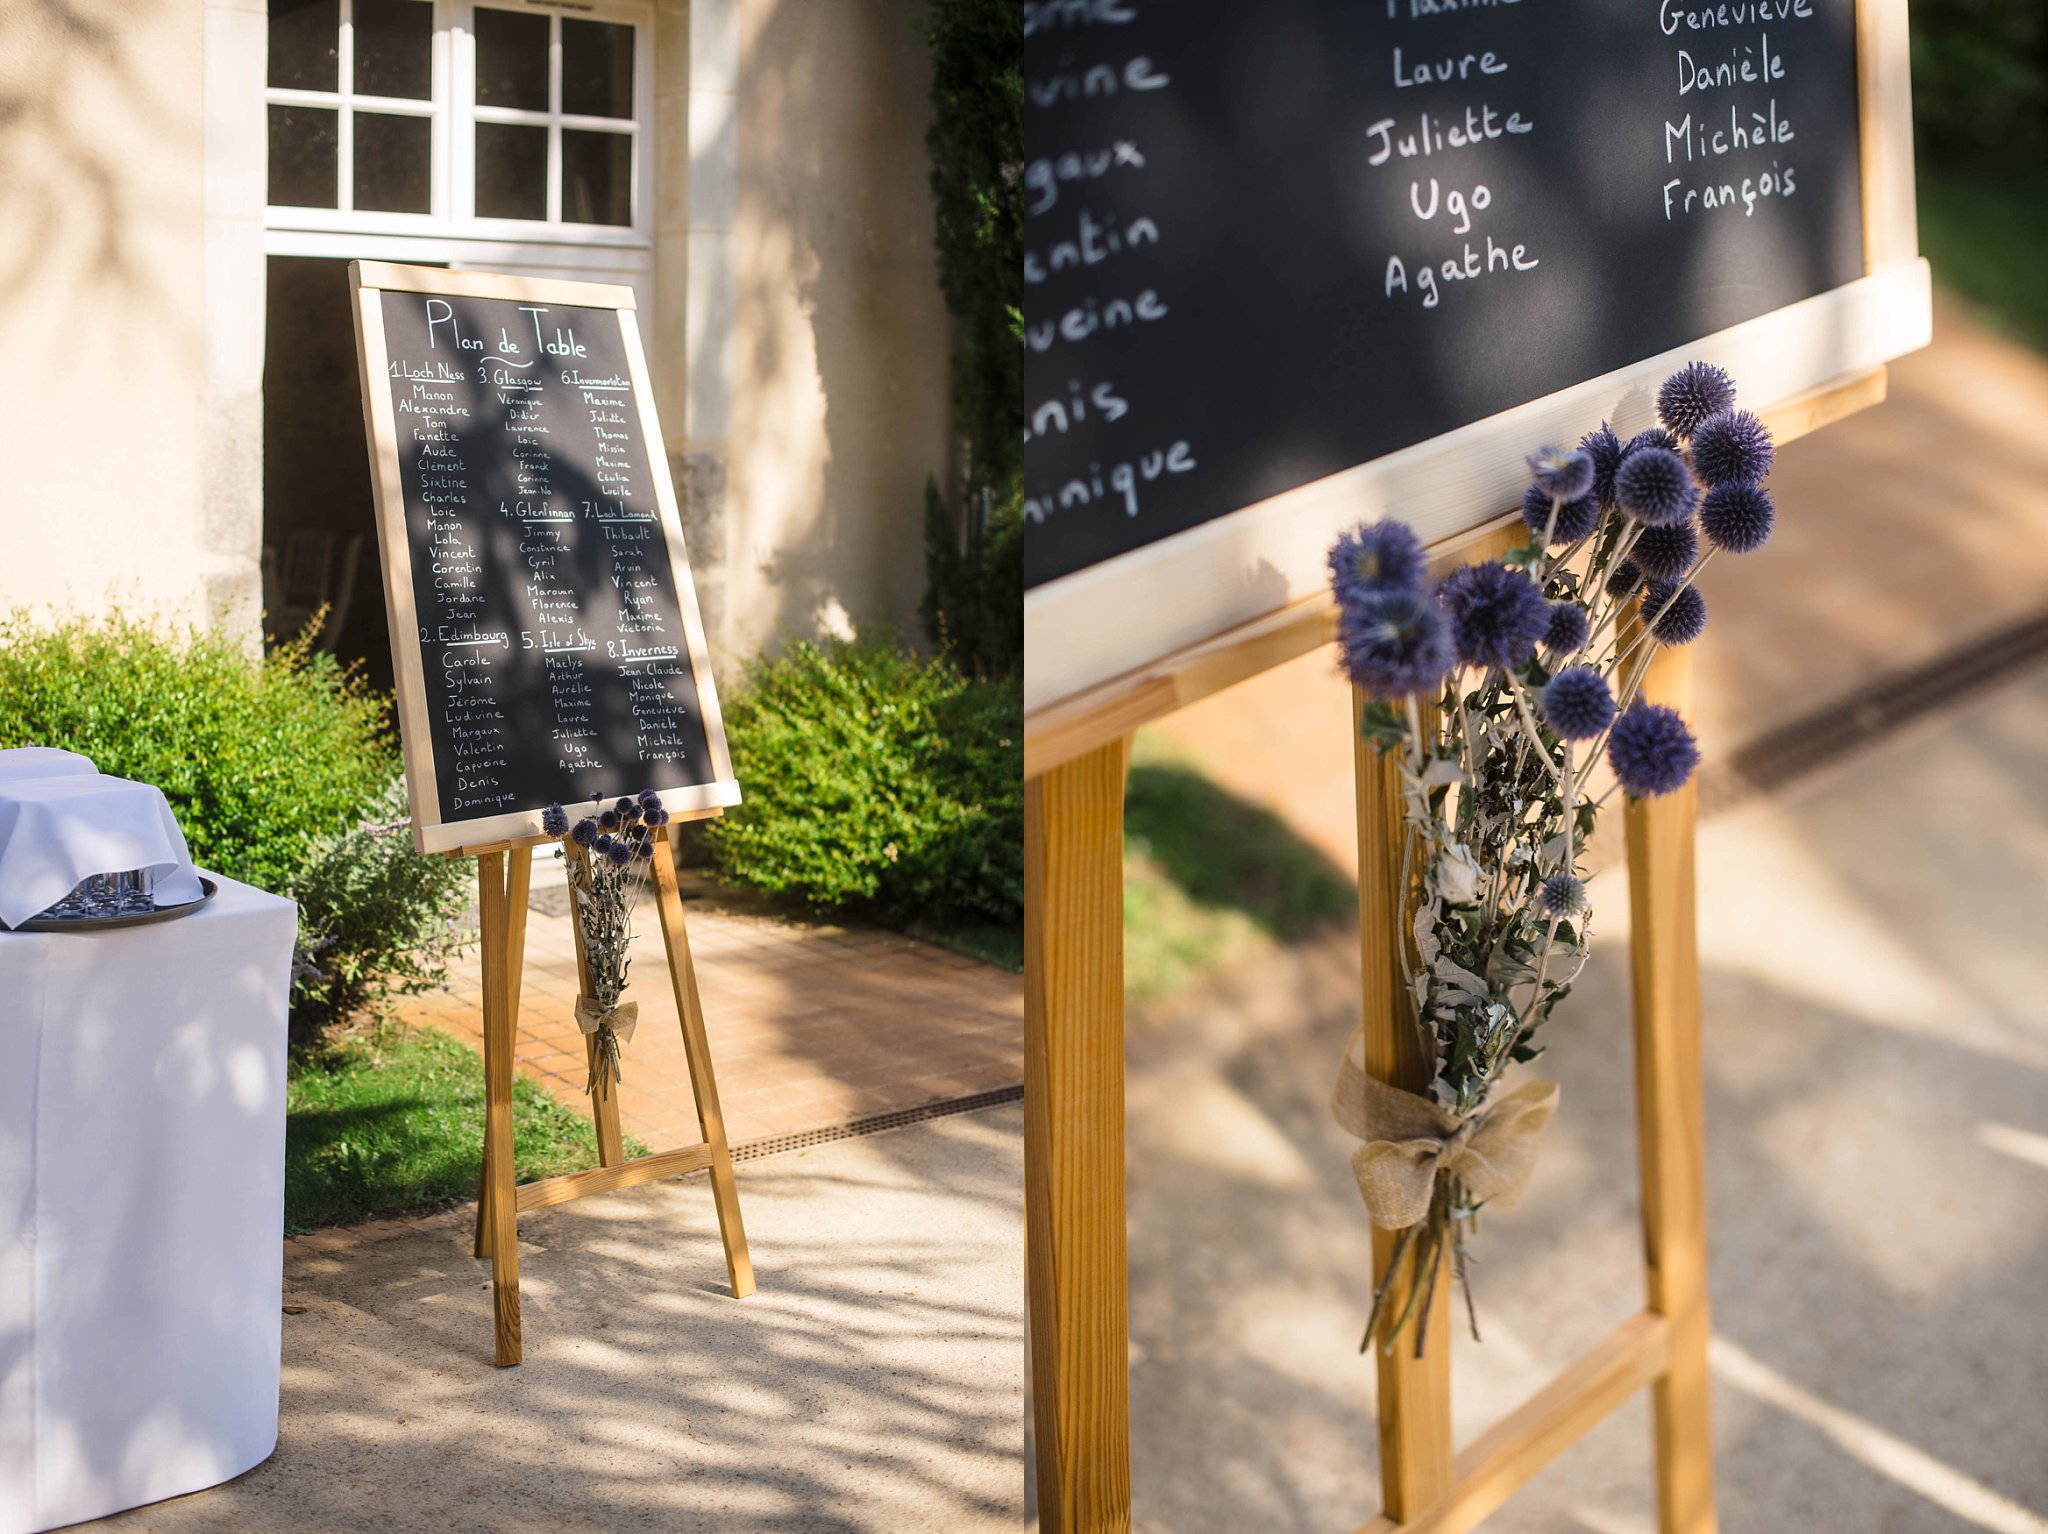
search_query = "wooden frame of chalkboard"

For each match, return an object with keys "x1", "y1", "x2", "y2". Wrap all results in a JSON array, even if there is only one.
[
  {"x1": 350, "y1": 260, "x2": 740, "y2": 856},
  {"x1": 1022, "y1": 0, "x2": 1929, "y2": 759}
]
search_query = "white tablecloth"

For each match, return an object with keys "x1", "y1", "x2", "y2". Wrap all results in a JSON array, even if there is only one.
[
  {"x1": 0, "y1": 753, "x2": 96, "y2": 784},
  {"x1": 0, "y1": 777, "x2": 204, "y2": 930},
  {"x1": 0, "y1": 874, "x2": 296, "y2": 1534}
]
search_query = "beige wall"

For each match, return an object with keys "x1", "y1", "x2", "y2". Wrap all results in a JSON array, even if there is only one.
[
  {"x1": 0, "y1": 0, "x2": 266, "y2": 638},
  {"x1": 712, "y1": 0, "x2": 954, "y2": 658}
]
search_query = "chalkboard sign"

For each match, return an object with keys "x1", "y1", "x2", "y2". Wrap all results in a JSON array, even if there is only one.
[
  {"x1": 1023, "y1": 0, "x2": 1931, "y2": 715},
  {"x1": 350, "y1": 262, "x2": 739, "y2": 855}
]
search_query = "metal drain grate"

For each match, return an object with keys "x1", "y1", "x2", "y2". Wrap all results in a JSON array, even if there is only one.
[
  {"x1": 730, "y1": 1084, "x2": 1023, "y2": 1163},
  {"x1": 1701, "y1": 607, "x2": 2048, "y2": 817}
]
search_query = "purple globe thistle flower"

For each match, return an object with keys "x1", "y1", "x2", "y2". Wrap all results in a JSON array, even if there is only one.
[
  {"x1": 1540, "y1": 666, "x2": 1615, "y2": 740},
  {"x1": 638, "y1": 788, "x2": 662, "y2": 809},
  {"x1": 1699, "y1": 480, "x2": 1776, "y2": 553},
  {"x1": 570, "y1": 819, "x2": 598, "y2": 848},
  {"x1": 1643, "y1": 579, "x2": 1708, "y2": 646},
  {"x1": 1328, "y1": 521, "x2": 1426, "y2": 605},
  {"x1": 1521, "y1": 483, "x2": 1600, "y2": 546},
  {"x1": 1543, "y1": 600, "x2": 1591, "y2": 654},
  {"x1": 1631, "y1": 519, "x2": 1699, "y2": 581},
  {"x1": 541, "y1": 803, "x2": 568, "y2": 837},
  {"x1": 650, "y1": 806, "x2": 670, "y2": 827},
  {"x1": 635, "y1": 839, "x2": 655, "y2": 861},
  {"x1": 1580, "y1": 422, "x2": 1625, "y2": 509},
  {"x1": 1525, "y1": 445, "x2": 1595, "y2": 502},
  {"x1": 1656, "y1": 361, "x2": 1737, "y2": 439},
  {"x1": 1615, "y1": 446, "x2": 1698, "y2": 528},
  {"x1": 1607, "y1": 702, "x2": 1700, "y2": 798},
  {"x1": 1690, "y1": 409, "x2": 1773, "y2": 485},
  {"x1": 607, "y1": 841, "x2": 633, "y2": 867},
  {"x1": 1540, "y1": 873, "x2": 1589, "y2": 919},
  {"x1": 593, "y1": 833, "x2": 615, "y2": 854},
  {"x1": 598, "y1": 808, "x2": 620, "y2": 831},
  {"x1": 1337, "y1": 588, "x2": 1457, "y2": 700},
  {"x1": 1622, "y1": 427, "x2": 1680, "y2": 461},
  {"x1": 614, "y1": 796, "x2": 638, "y2": 818},
  {"x1": 1438, "y1": 561, "x2": 1548, "y2": 672},
  {"x1": 1605, "y1": 559, "x2": 1646, "y2": 600}
]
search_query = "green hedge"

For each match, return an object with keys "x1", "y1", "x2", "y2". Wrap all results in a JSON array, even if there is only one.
[
  {"x1": 703, "y1": 636, "x2": 1022, "y2": 928},
  {"x1": 0, "y1": 614, "x2": 470, "y2": 1045}
]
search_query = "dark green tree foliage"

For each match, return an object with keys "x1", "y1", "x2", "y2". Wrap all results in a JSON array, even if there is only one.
[
  {"x1": 1912, "y1": 0, "x2": 2048, "y2": 160},
  {"x1": 0, "y1": 615, "x2": 472, "y2": 1046},
  {"x1": 917, "y1": 0, "x2": 1023, "y2": 677}
]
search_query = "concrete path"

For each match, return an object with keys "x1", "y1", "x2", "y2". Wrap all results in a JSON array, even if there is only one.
[
  {"x1": 92, "y1": 1105, "x2": 1026, "y2": 1534},
  {"x1": 395, "y1": 869, "x2": 1021, "y2": 1152},
  {"x1": 1124, "y1": 672, "x2": 2048, "y2": 1533}
]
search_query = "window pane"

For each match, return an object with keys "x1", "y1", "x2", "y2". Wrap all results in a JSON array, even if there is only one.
[
  {"x1": 268, "y1": 104, "x2": 338, "y2": 208},
  {"x1": 353, "y1": 0, "x2": 433, "y2": 100},
  {"x1": 562, "y1": 129, "x2": 631, "y2": 226},
  {"x1": 354, "y1": 111, "x2": 432, "y2": 213},
  {"x1": 561, "y1": 19, "x2": 633, "y2": 119},
  {"x1": 269, "y1": 0, "x2": 338, "y2": 92},
  {"x1": 474, "y1": 8, "x2": 550, "y2": 112},
  {"x1": 475, "y1": 121, "x2": 548, "y2": 220}
]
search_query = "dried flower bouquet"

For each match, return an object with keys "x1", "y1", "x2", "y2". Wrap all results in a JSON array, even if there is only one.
[
  {"x1": 1329, "y1": 362, "x2": 1777, "y2": 1353},
  {"x1": 542, "y1": 791, "x2": 674, "y2": 1097}
]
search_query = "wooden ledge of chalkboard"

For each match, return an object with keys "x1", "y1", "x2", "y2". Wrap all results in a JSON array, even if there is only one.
[
  {"x1": 446, "y1": 807, "x2": 724, "y2": 861},
  {"x1": 1022, "y1": 365, "x2": 1890, "y2": 781}
]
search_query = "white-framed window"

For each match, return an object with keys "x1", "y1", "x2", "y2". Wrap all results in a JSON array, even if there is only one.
[{"x1": 264, "y1": 0, "x2": 652, "y2": 251}]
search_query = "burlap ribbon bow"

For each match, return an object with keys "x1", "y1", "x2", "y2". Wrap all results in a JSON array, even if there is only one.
[
  {"x1": 1331, "y1": 1025, "x2": 1559, "y2": 1229},
  {"x1": 574, "y1": 997, "x2": 638, "y2": 1043}
]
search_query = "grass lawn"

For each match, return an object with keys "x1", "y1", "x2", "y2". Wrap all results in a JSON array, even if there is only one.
[
  {"x1": 285, "y1": 1026, "x2": 646, "y2": 1234},
  {"x1": 1123, "y1": 732, "x2": 1355, "y2": 1003},
  {"x1": 1919, "y1": 159, "x2": 2048, "y2": 352}
]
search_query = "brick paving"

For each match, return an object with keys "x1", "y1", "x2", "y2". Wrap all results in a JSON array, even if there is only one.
[{"x1": 394, "y1": 863, "x2": 1021, "y2": 1153}]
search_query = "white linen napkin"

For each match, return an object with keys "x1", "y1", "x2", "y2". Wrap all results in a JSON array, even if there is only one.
[
  {"x1": 0, "y1": 747, "x2": 98, "y2": 782},
  {"x1": 0, "y1": 776, "x2": 206, "y2": 928}
]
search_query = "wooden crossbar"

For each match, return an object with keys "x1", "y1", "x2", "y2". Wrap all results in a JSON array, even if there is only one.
[
  {"x1": 1354, "y1": 1311, "x2": 1674, "y2": 1534},
  {"x1": 515, "y1": 1143, "x2": 717, "y2": 1212}
]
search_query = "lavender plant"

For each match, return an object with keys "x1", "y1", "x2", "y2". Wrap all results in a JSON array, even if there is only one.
[
  {"x1": 1330, "y1": 362, "x2": 1773, "y2": 1354},
  {"x1": 543, "y1": 791, "x2": 672, "y2": 1097}
]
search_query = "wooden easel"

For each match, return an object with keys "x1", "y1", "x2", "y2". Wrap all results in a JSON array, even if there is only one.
[{"x1": 466, "y1": 815, "x2": 753, "y2": 1368}]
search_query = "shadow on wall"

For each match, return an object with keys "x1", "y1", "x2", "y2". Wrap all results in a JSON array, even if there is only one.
[
  {"x1": 0, "y1": 0, "x2": 186, "y2": 336},
  {"x1": 732, "y1": 0, "x2": 956, "y2": 651}
]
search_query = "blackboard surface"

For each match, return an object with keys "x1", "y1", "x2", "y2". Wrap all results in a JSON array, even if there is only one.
[
  {"x1": 371, "y1": 286, "x2": 723, "y2": 829},
  {"x1": 1023, "y1": 0, "x2": 1865, "y2": 588}
]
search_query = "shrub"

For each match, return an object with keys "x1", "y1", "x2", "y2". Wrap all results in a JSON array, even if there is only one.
[
  {"x1": 290, "y1": 775, "x2": 475, "y2": 1047},
  {"x1": 0, "y1": 614, "x2": 393, "y2": 892},
  {"x1": 703, "y1": 636, "x2": 1022, "y2": 928},
  {"x1": 0, "y1": 613, "x2": 469, "y2": 1045}
]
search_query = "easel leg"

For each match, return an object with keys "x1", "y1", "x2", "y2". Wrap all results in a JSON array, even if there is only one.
[
  {"x1": 478, "y1": 851, "x2": 523, "y2": 1366},
  {"x1": 1626, "y1": 644, "x2": 1718, "y2": 1534},
  {"x1": 1352, "y1": 690, "x2": 1456, "y2": 1518},
  {"x1": 651, "y1": 831, "x2": 755, "y2": 1298},
  {"x1": 1025, "y1": 741, "x2": 1132, "y2": 1534},
  {"x1": 476, "y1": 846, "x2": 532, "y2": 1259}
]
